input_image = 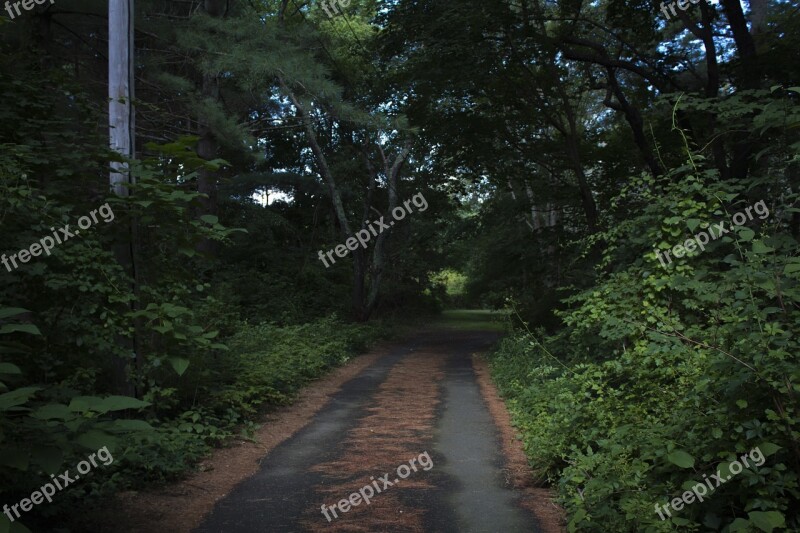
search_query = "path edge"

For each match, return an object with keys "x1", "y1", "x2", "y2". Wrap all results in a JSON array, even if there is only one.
[
  {"x1": 79, "y1": 342, "x2": 398, "y2": 533},
  {"x1": 472, "y1": 352, "x2": 567, "y2": 533}
]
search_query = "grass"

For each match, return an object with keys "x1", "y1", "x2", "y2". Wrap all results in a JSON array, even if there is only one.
[{"x1": 433, "y1": 309, "x2": 508, "y2": 332}]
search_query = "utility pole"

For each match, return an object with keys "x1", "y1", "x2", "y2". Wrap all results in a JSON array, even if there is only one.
[
  {"x1": 109, "y1": 0, "x2": 134, "y2": 195},
  {"x1": 109, "y1": 0, "x2": 137, "y2": 396}
]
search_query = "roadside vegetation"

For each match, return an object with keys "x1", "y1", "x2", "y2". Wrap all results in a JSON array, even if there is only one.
[
  {"x1": 2, "y1": 0, "x2": 798, "y2": 531},
  {"x1": 488, "y1": 120, "x2": 800, "y2": 533}
]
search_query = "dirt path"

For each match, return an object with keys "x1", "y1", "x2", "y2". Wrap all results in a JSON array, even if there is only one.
[{"x1": 92, "y1": 328, "x2": 564, "y2": 533}]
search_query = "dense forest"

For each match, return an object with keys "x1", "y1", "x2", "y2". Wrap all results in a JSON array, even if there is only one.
[{"x1": 1, "y1": 0, "x2": 798, "y2": 531}]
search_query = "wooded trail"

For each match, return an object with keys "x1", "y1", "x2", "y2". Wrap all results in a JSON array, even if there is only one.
[
  {"x1": 196, "y1": 330, "x2": 553, "y2": 532},
  {"x1": 100, "y1": 327, "x2": 563, "y2": 533}
]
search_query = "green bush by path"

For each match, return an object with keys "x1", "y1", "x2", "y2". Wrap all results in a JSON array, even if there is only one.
[
  {"x1": 0, "y1": 313, "x2": 390, "y2": 532},
  {"x1": 205, "y1": 316, "x2": 390, "y2": 417},
  {"x1": 491, "y1": 323, "x2": 797, "y2": 532},
  {"x1": 489, "y1": 170, "x2": 800, "y2": 532},
  {"x1": 102, "y1": 315, "x2": 390, "y2": 490}
]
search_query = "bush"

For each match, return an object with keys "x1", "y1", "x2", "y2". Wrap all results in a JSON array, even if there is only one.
[
  {"x1": 490, "y1": 171, "x2": 800, "y2": 532},
  {"x1": 206, "y1": 316, "x2": 390, "y2": 417}
]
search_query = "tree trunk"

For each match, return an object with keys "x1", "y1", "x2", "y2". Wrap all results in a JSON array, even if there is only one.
[
  {"x1": 721, "y1": 0, "x2": 759, "y2": 88},
  {"x1": 363, "y1": 142, "x2": 412, "y2": 320},
  {"x1": 564, "y1": 134, "x2": 598, "y2": 232},
  {"x1": 281, "y1": 85, "x2": 352, "y2": 237},
  {"x1": 604, "y1": 67, "x2": 663, "y2": 177}
]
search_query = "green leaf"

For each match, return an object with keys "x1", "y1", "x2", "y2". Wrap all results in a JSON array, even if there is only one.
[
  {"x1": 783, "y1": 262, "x2": 800, "y2": 275},
  {"x1": 110, "y1": 419, "x2": 154, "y2": 432},
  {"x1": 567, "y1": 508, "x2": 586, "y2": 532},
  {"x1": 75, "y1": 429, "x2": 117, "y2": 451},
  {"x1": 0, "y1": 324, "x2": 41, "y2": 336},
  {"x1": 758, "y1": 443, "x2": 781, "y2": 457},
  {"x1": 752, "y1": 241, "x2": 774, "y2": 254},
  {"x1": 737, "y1": 228, "x2": 755, "y2": 242},
  {"x1": 68, "y1": 395, "x2": 103, "y2": 412},
  {"x1": 32, "y1": 403, "x2": 73, "y2": 420},
  {"x1": 31, "y1": 446, "x2": 63, "y2": 474},
  {"x1": 169, "y1": 357, "x2": 190, "y2": 376},
  {"x1": 0, "y1": 387, "x2": 40, "y2": 410},
  {"x1": 687, "y1": 219, "x2": 702, "y2": 232},
  {"x1": 98, "y1": 396, "x2": 150, "y2": 413},
  {"x1": 728, "y1": 518, "x2": 751, "y2": 532},
  {"x1": 680, "y1": 480, "x2": 698, "y2": 491},
  {"x1": 0, "y1": 516, "x2": 32, "y2": 533},
  {"x1": 717, "y1": 461, "x2": 736, "y2": 480},
  {"x1": 667, "y1": 450, "x2": 695, "y2": 468},
  {"x1": 748, "y1": 511, "x2": 785, "y2": 532},
  {"x1": 0, "y1": 363, "x2": 21, "y2": 375},
  {"x1": 69, "y1": 395, "x2": 149, "y2": 414},
  {"x1": 0, "y1": 308, "x2": 29, "y2": 320},
  {"x1": 199, "y1": 214, "x2": 219, "y2": 225}
]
